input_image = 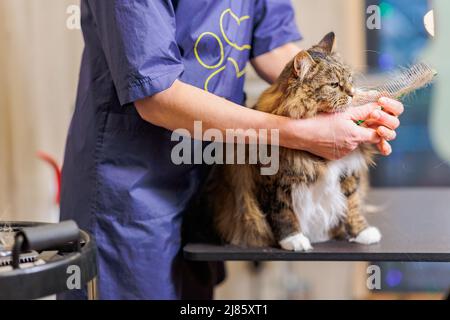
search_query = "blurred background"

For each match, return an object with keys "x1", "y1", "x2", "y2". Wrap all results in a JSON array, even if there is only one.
[{"x1": 0, "y1": 0, "x2": 449, "y2": 299}]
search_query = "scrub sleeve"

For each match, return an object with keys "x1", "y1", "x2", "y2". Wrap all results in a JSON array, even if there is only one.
[{"x1": 87, "y1": 0, "x2": 184, "y2": 105}]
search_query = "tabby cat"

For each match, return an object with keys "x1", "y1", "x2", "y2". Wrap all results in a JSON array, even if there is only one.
[{"x1": 206, "y1": 32, "x2": 381, "y2": 251}]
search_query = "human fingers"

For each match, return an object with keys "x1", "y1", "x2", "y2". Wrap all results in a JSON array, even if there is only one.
[
  {"x1": 353, "y1": 126, "x2": 382, "y2": 144},
  {"x1": 377, "y1": 139, "x2": 392, "y2": 156},
  {"x1": 346, "y1": 103, "x2": 381, "y2": 122},
  {"x1": 366, "y1": 109, "x2": 400, "y2": 130},
  {"x1": 378, "y1": 97, "x2": 404, "y2": 116},
  {"x1": 376, "y1": 126, "x2": 397, "y2": 141}
]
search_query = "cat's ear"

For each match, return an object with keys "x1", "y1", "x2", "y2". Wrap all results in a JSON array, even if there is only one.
[
  {"x1": 293, "y1": 51, "x2": 315, "y2": 80},
  {"x1": 317, "y1": 32, "x2": 337, "y2": 54}
]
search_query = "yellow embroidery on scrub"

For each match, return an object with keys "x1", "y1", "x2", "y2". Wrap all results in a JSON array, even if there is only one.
[
  {"x1": 196, "y1": 8, "x2": 251, "y2": 91},
  {"x1": 220, "y1": 8, "x2": 252, "y2": 51},
  {"x1": 204, "y1": 58, "x2": 246, "y2": 92},
  {"x1": 204, "y1": 65, "x2": 226, "y2": 92},
  {"x1": 194, "y1": 31, "x2": 225, "y2": 69},
  {"x1": 227, "y1": 57, "x2": 246, "y2": 78}
]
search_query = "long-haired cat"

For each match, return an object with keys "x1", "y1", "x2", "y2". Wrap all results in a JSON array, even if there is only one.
[{"x1": 206, "y1": 32, "x2": 381, "y2": 251}]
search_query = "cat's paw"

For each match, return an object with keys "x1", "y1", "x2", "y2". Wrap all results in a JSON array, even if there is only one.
[
  {"x1": 350, "y1": 226, "x2": 381, "y2": 245},
  {"x1": 279, "y1": 233, "x2": 313, "y2": 251}
]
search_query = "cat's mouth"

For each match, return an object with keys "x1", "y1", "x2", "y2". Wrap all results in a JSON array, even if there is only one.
[
  {"x1": 317, "y1": 96, "x2": 353, "y2": 114},
  {"x1": 330, "y1": 96, "x2": 353, "y2": 113},
  {"x1": 331, "y1": 106, "x2": 348, "y2": 113}
]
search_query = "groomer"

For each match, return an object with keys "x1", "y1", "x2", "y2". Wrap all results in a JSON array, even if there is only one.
[{"x1": 60, "y1": 0, "x2": 403, "y2": 299}]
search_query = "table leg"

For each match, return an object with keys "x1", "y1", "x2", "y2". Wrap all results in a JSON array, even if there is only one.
[{"x1": 87, "y1": 277, "x2": 98, "y2": 300}]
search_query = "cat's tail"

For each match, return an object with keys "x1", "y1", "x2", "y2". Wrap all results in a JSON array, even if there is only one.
[
  {"x1": 214, "y1": 192, "x2": 275, "y2": 248},
  {"x1": 213, "y1": 165, "x2": 275, "y2": 248}
]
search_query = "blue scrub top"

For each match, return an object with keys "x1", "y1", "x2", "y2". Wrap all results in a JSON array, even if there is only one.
[{"x1": 61, "y1": 0, "x2": 301, "y2": 299}]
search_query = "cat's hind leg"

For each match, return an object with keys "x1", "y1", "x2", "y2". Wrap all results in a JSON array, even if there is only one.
[
  {"x1": 350, "y1": 226, "x2": 381, "y2": 245},
  {"x1": 340, "y1": 173, "x2": 381, "y2": 245}
]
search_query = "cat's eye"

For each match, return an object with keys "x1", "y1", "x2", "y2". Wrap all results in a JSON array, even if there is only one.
[{"x1": 330, "y1": 82, "x2": 339, "y2": 88}]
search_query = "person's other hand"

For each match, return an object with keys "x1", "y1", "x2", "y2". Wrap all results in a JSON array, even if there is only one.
[
  {"x1": 363, "y1": 97, "x2": 404, "y2": 156},
  {"x1": 295, "y1": 100, "x2": 403, "y2": 160}
]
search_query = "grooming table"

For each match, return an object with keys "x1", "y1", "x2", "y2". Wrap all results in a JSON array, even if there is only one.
[
  {"x1": 184, "y1": 188, "x2": 450, "y2": 262},
  {"x1": 0, "y1": 221, "x2": 98, "y2": 300}
]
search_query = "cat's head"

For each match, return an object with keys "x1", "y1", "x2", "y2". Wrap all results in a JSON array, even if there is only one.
[{"x1": 285, "y1": 32, "x2": 355, "y2": 116}]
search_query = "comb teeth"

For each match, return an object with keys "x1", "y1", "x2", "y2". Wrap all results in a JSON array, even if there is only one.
[{"x1": 354, "y1": 62, "x2": 437, "y2": 105}]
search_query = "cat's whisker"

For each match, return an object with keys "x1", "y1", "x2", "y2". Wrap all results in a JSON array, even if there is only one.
[{"x1": 362, "y1": 49, "x2": 382, "y2": 55}]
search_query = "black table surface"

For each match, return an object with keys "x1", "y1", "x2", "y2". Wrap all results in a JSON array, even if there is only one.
[{"x1": 184, "y1": 188, "x2": 450, "y2": 262}]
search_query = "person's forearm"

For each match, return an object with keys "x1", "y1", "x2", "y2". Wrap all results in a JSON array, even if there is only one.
[
  {"x1": 251, "y1": 43, "x2": 300, "y2": 84},
  {"x1": 135, "y1": 80, "x2": 302, "y2": 148},
  {"x1": 135, "y1": 80, "x2": 403, "y2": 160}
]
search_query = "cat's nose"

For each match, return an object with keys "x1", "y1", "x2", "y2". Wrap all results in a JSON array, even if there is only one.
[{"x1": 346, "y1": 86, "x2": 355, "y2": 97}]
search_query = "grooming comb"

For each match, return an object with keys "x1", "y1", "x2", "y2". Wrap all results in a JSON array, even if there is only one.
[{"x1": 354, "y1": 62, "x2": 437, "y2": 125}]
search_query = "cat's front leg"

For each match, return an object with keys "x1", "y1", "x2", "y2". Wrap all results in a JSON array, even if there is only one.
[
  {"x1": 279, "y1": 230, "x2": 313, "y2": 251},
  {"x1": 340, "y1": 173, "x2": 381, "y2": 245},
  {"x1": 263, "y1": 181, "x2": 312, "y2": 251}
]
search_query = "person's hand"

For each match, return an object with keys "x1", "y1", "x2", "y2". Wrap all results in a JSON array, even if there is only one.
[
  {"x1": 294, "y1": 100, "x2": 403, "y2": 160},
  {"x1": 363, "y1": 97, "x2": 404, "y2": 156}
]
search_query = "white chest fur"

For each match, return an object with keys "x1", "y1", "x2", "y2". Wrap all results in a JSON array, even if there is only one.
[{"x1": 291, "y1": 151, "x2": 367, "y2": 243}]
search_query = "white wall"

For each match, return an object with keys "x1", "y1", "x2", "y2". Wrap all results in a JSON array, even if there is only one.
[
  {"x1": 215, "y1": 261, "x2": 367, "y2": 300},
  {"x1": 0, "y1": 0, "x2": 83, "y2": 222},
  {"x1": 293, "y1": 0, "x2": 366, "y2": 71}
]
